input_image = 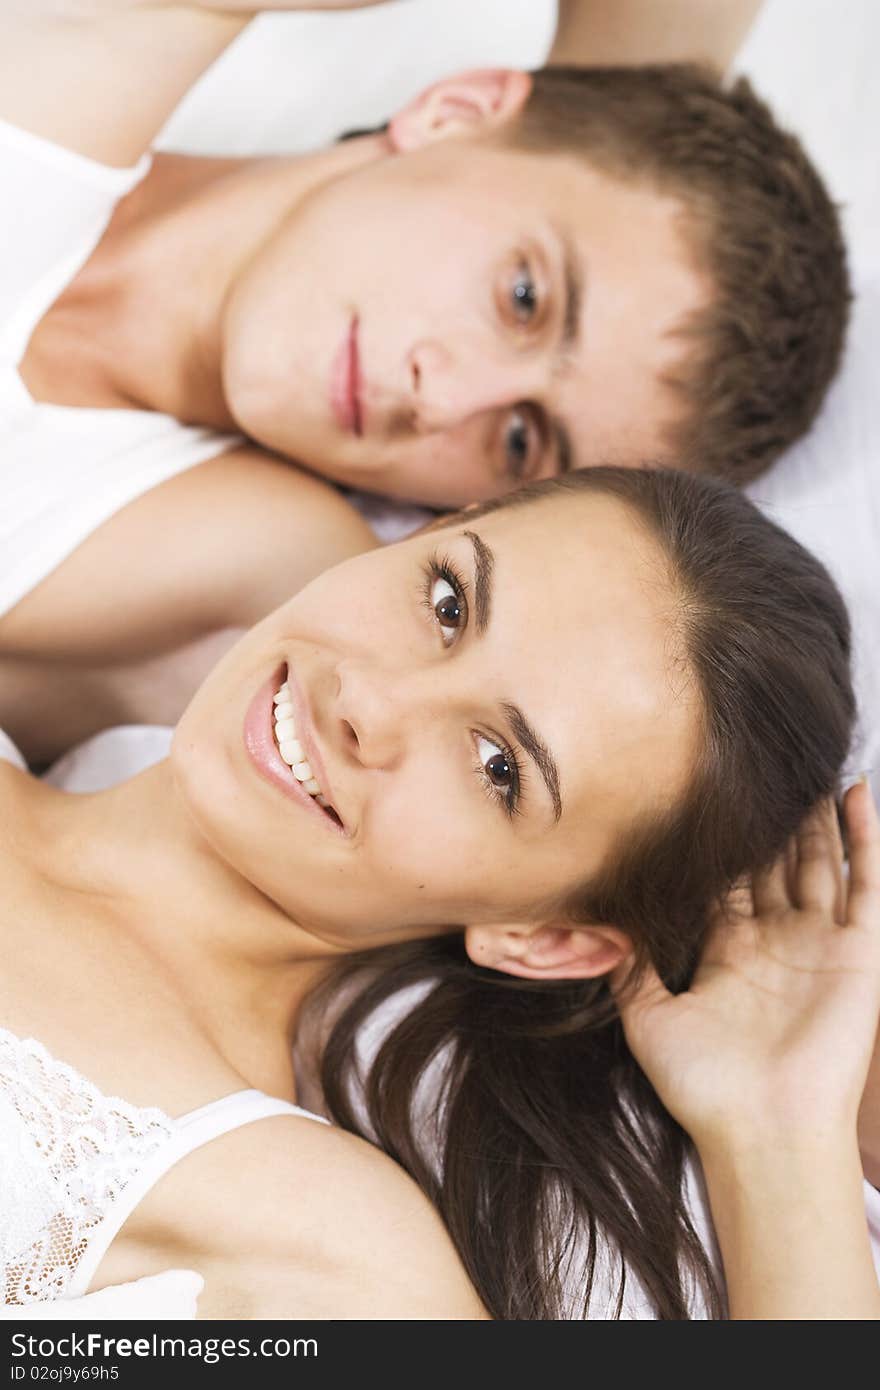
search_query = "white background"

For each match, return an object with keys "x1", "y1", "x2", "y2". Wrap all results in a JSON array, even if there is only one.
[{"x1": 160, "y1": 0, "x2": 879, "y2": 276}]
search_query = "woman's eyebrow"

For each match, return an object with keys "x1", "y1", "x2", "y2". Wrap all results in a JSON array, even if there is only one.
[
  {"x1": 503, "y1": 702, "x2": 563, "y2": 823},
  {"x1": 463, "y1": 528, "x2": 495, "y2": 634},
  {"x1": 462, "y1": 528, "x2": 563, "y2": 822}
]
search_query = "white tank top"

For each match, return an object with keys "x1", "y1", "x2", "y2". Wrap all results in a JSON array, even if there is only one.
[
  {"x1": 0, "y1": 119, "x2": 241, "y2": 620},
  {"x1": 0, "y1": 1027, "x2": 324, "y2": 1307}
]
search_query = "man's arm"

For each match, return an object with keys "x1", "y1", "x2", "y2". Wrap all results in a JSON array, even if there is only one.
[
  {"x1": 0, "y1": 448, "x2": 378, "y2": 666},
  {"x1": 0, "y1": 2, "x2": 393, "y2": 168},
  {"x1": 0, "y1": 7, "x2": 247, "y2": 166},
  {"x1": 549, "y1": 0, "x2": 763, "y2": 73}
]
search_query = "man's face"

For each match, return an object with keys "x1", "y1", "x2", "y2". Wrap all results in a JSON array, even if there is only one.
[{"x1": 221, "y1": 76, "x2": 708, "y2": 507}]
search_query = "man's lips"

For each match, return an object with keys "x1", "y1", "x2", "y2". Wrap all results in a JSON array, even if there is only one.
[{"x1": 330, "y1": 316, "x2": 364, "y2": 437}]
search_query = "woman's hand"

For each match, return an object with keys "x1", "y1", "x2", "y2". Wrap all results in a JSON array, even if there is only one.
[
  {"x1": 616, "y1": 782, "x2": 880, "y2": 1318},
  {"x1": 16, "y1": 2, "x2": 396, "y2": 15},
  {"x1": 182, "y1": 2, "x2": 400, "y2": 10},
  {"x1": 615, "y1": 781, "x2": 880, "y2": 1160}
]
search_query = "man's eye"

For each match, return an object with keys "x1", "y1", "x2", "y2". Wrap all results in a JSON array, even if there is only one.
[
  {"x1": 510, "y1": 263, "x2": 537, "y2": 323},
  {"x1": 504, "y1": 408, "x2": 538, "y2": 480}
]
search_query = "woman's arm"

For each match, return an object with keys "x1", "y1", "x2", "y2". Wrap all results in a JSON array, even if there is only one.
[
  {"x1": 0, "y1": 3, "x2": 394, "y2": 167},
  {"x1": 859, "y1": 1037, "x2": 880, "y2": 1188},
  {"x1": 549, "y1": 0, "x2": 763, "y2": 72},
  {"x1": 107, "y1": 1114, "x2": 487, "y2": 1320},
  {"x1": 617, "y1": 784, "x2": 880, "y2": 1319},
  {"x1": 699, "y1": 1138, "x2": 876, "y2": 1320}
]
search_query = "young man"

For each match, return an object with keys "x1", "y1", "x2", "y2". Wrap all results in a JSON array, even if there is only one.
[{"x1": 0, "y1": 1, "x2": 850, "y2": 762}]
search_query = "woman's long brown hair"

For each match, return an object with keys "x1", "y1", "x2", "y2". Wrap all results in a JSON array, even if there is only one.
[{"x1": 307, "y1": 468, "x2": 855, "y2": 1319}]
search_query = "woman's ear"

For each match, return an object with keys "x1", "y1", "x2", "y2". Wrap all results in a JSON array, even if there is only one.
[
  {"x1": 465, "y1": 920, "x2": 633, "y2": 982},
  {"x1": 387, "y1": 70, "x2": 534, "y2": 153}
]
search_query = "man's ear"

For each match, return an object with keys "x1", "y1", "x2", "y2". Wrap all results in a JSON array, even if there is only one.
[
  {"x1": 387, "y1": 69, "x2": 533, "y2": 153},
  {"x1": 465, "y1": 920, "x2": 633, "y2": 982}
]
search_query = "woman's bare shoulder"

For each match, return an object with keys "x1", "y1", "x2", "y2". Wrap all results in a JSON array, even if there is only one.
[{"x1": 122, "y1": 1112, "x2": 487, "y2": 1321}]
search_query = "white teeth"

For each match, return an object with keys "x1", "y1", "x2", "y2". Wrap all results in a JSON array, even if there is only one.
[
  {"x1": 279, "y1": 741, "x2": 301, "y2": 767},
  {"x1": 271, "y1": 674, "x2": 333, "y2": 812}
]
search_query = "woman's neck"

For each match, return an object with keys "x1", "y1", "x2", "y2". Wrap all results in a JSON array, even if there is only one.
[
  {"x1": 19, "y1": 136, "x2": 387, "y2": 423},
  {"x1": 11, "y1": 758, "x2": 335, "y2": 1055}
]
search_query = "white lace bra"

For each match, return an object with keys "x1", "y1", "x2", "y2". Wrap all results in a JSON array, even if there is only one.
[{"x1": 0, "y1": 1025, "x2": 324, "y2": 1307}]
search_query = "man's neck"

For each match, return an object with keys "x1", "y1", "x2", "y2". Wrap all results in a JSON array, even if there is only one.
[{"x1": 19, "y1": 135, "x2": 387, "y2": 426}]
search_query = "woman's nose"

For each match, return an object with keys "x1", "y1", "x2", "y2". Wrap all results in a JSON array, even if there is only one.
[
  {"x1": 334, "y1": 658, "x2": 407, "y2": 771},
  {"x1": 407, "y1": 338, "x2": 545, "y2": 433}
]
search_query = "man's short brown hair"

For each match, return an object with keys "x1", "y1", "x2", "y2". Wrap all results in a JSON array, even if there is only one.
[{"x1": 508, "y1": 64, "x2": 851, "y2": 484}]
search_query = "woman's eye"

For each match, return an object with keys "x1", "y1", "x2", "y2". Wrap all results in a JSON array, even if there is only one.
[
  {"x1": 478, "y1": 733, "x2": 517, "y2": 811},
  {"x1": 478, "y1": 739, "x2": 511, "y2": 795},
  {"x1": 510, "y1": 263, "x2": 537, "y2": 323},
  {"x1": 431, "y1": 576, "x2": 464, "y2": 646}
]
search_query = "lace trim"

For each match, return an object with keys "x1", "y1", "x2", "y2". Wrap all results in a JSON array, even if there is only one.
[{"x1": 0, "y1": 1026, "x2": 174, "y2": 1305}]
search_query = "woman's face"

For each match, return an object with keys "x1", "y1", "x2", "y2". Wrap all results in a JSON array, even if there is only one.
[{"x1": 172, "y1": 490, "x2": 700, "y2": 950}]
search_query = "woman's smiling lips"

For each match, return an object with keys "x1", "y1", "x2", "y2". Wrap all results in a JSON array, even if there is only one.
[
  {"x1": 244, "y1": 666, "x2": 348, "y2": 835},
  {"x1": 282, "y1": 657, "x2": 340, "y2": 817},
  {"x1": 330, "y1": 316, "x2": 364, "y2": 436}
]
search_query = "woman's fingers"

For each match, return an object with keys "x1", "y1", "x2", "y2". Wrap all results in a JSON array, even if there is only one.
[
  {"x1": 824, "y1": 792, "x2": 848, "y2": 923},
  {"x1": 723, "y1": 873, "x2": 754, "y2": 920},
  {"x1": 794, "y1": 796, "x2": 845, "y2": 917},
  {"x1": 610, "y1": 959, "x2": 671, "y2": 1038},
  {"x1": 844, "y1": 779, "x2": 880, "y2": 930},
  {"x1": 752, "y1": 843, "x2": 792, "y2": 917}
]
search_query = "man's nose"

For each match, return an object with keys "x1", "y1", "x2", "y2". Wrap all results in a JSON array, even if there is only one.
[{"x1": 406, "y1": 338, "x2": 546, "y2": 433}]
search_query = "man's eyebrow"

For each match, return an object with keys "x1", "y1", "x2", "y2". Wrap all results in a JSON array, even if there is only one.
[
  {"x1": 463, "y1": 528, "x2": 494, "y2": 635},
  {"x1": 503, "y1": 701, "x2": 563, "y2": 824},
  {"x1": 551, "y1": 419, "x2": 573, "y2": 475},
  {"x1": 558, "y1": 226, "x2": 584, "y2": 356},
  {"x1": 461, "y1": 529, "x2": 563, "y2": 823},
  {"x1": 549, "y1": 225, "x2": 583, "y2": 475}
]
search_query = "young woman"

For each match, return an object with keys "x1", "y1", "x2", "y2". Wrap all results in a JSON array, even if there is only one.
[
  {"x1": 0, "y1": 2, "x2": 849, "y2": 765},
  {"x1": 2, "y1": 467, "x2": 877, "y2": 1319}
]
